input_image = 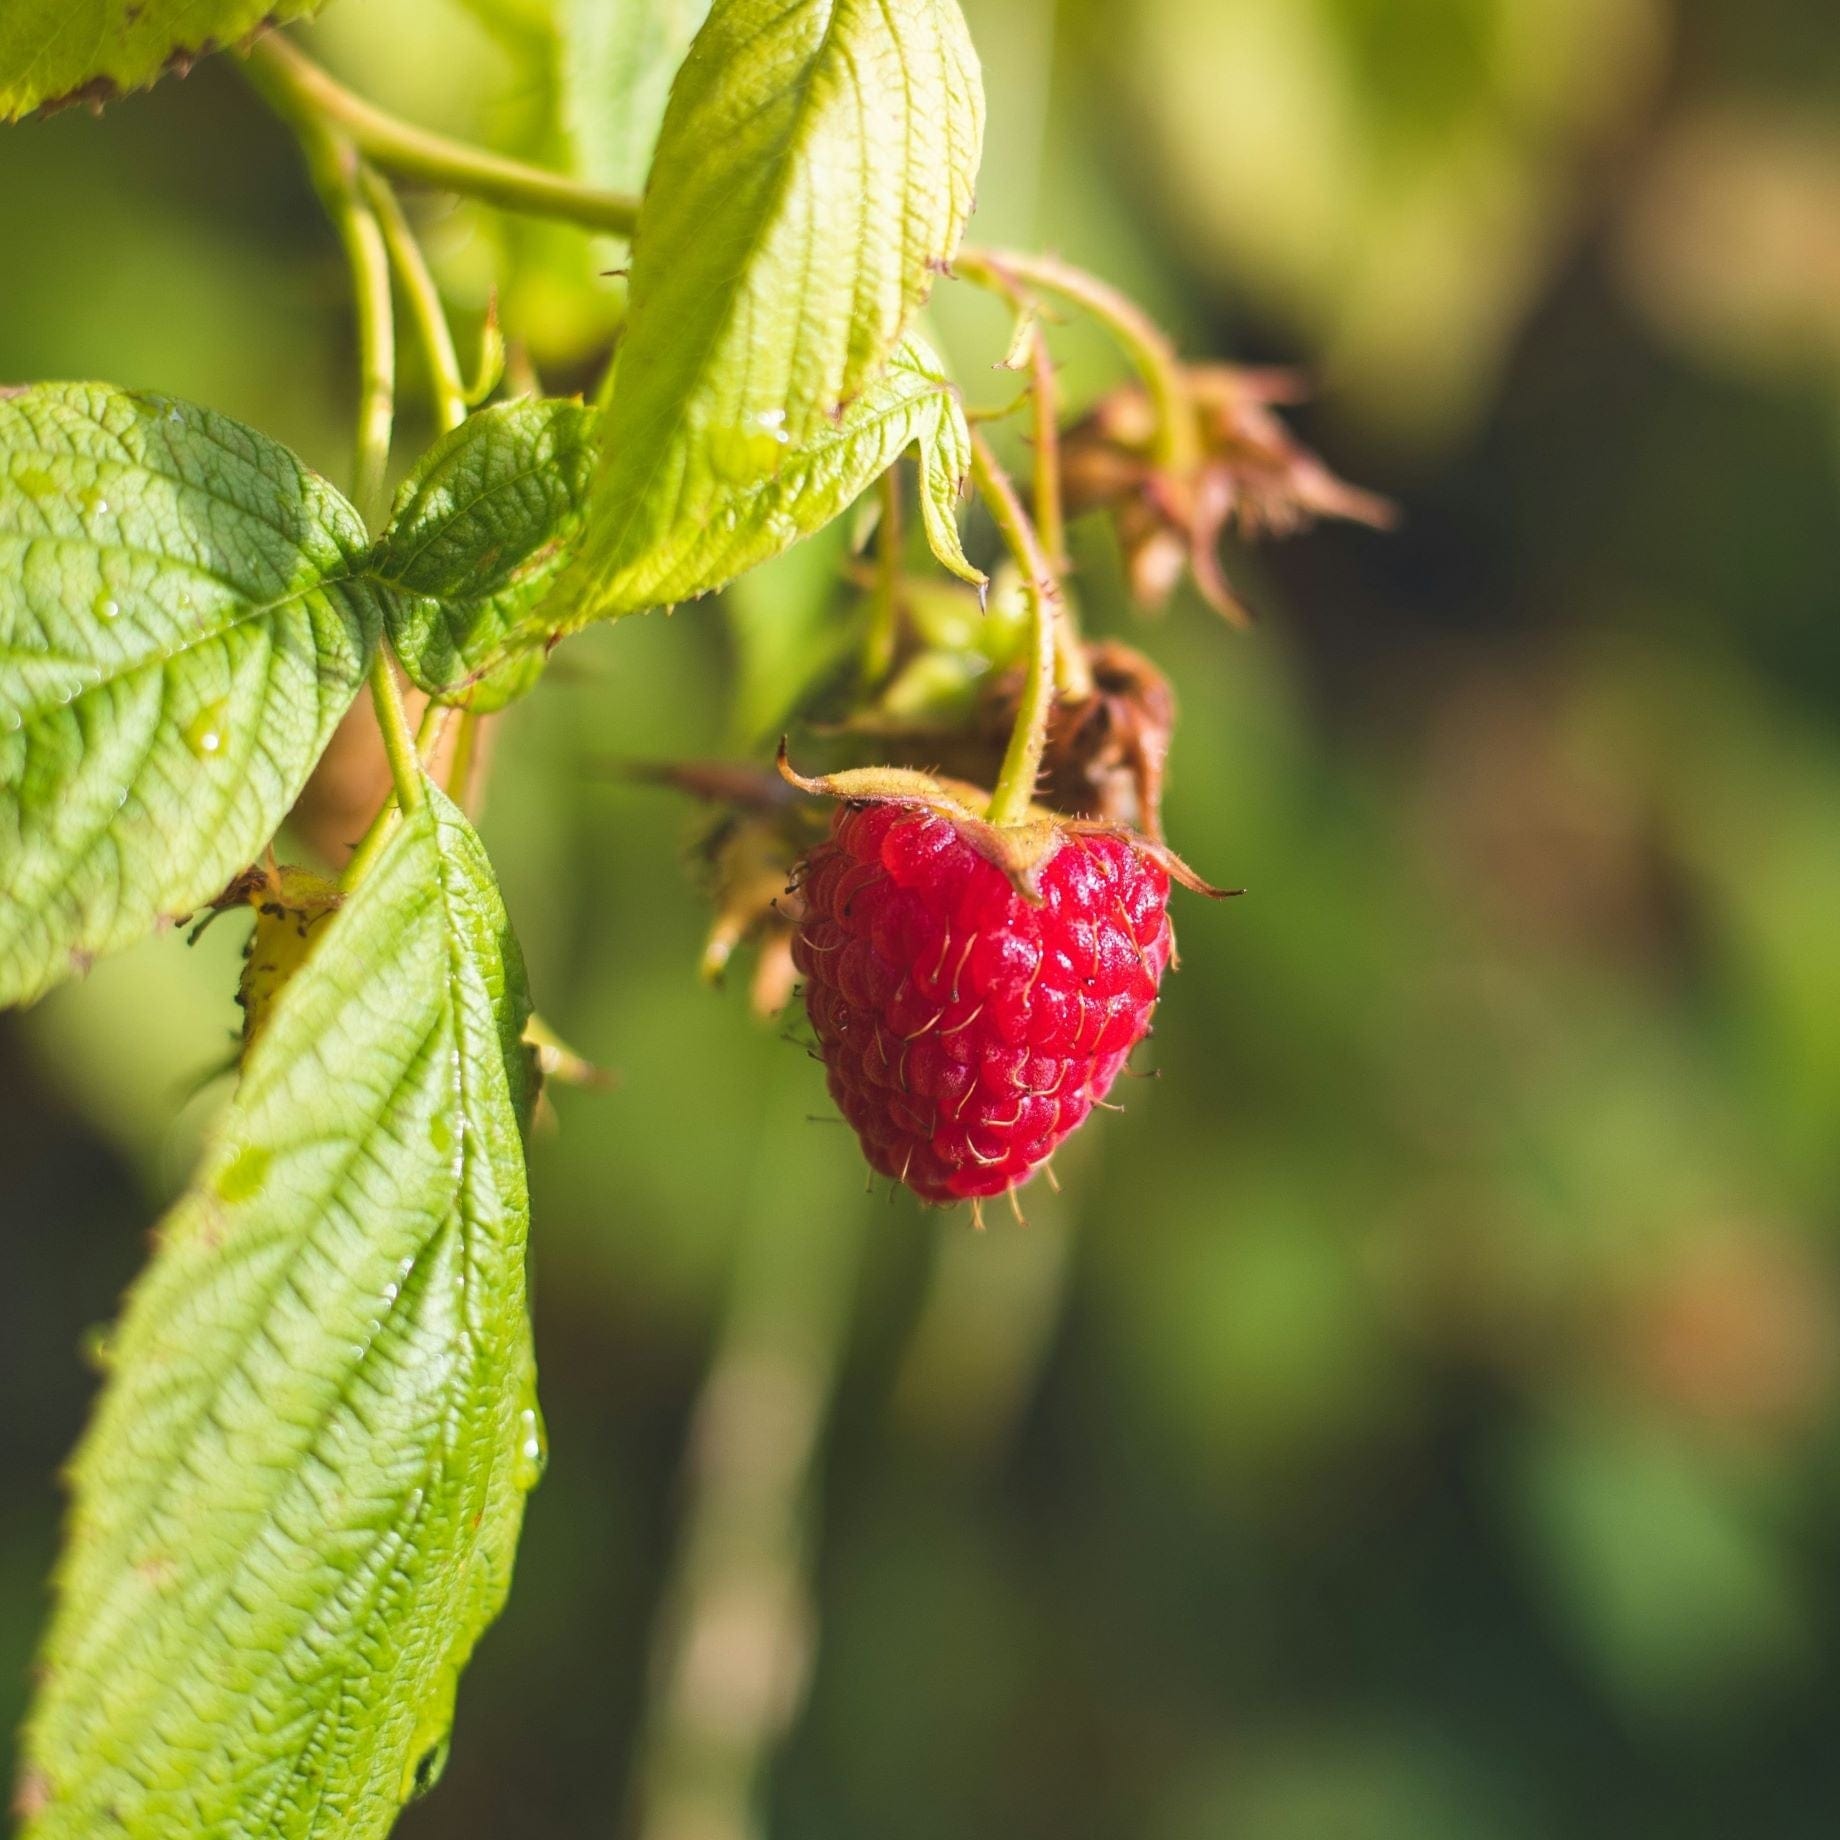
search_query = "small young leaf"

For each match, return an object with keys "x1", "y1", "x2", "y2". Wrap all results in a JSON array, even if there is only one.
[
  {"x1": 561, "y1": 335, "x2": 981, "y2": 615},
  {"x1": 560, "y1": 0, "x2": 985, "y2": 623},
  {"x1": 369, "y1": 399, "x2": 599, "y2": 712},
  {"x1": 0, "y1": 2, "x2": 328, "y2": 120},
  {"x1": 559, "y1": 0, "x2": 712, "y2": 196},
  {"x1": 19, "y1": 788, "x2": 542, "y2": 1840},
  {"x1": 0, "y1": 384, "x2": 385, "y2": 1009}
]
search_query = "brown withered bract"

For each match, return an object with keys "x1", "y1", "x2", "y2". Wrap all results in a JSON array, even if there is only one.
[
  {"x1": 1061, "y1": 365, "x2": 1395, "y2": 626},
  {"x1": 979, "y1": 640, "x2": 1176, "y2": 840},
  {"x1": 626, "y1": 759, "x2": 828, "y2": 1017}
]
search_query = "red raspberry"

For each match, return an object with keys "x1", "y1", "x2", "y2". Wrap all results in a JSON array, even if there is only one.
[{"x1": 792, "y1": 802, "x2": 1173, "y2": 1204}]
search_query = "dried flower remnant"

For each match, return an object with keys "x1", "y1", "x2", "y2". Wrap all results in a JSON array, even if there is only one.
[{"x1": 1061, "y1": 365, "x2": 1395, "y2": 625}]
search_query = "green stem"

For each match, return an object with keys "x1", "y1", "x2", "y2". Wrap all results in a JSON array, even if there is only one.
[
  {"x1": 1024, "y1": 328, "x2": 1092, "y2": 699},
  {"x1": 1028, "y1": 327, "x2": 1069, "y2": 575},
  {"x1": 244, "y1": 35, "x2": 641, "y2": 238},
  {"x1": 248, "y1": 52, "x2": 396, "y2": 525},
  {"x1": 971, "y1": 430, "x2": 1059, "y2": 828},
  {"x1": 363, "y1": 166, "x2": 468, "y2": 434},
  {"x1": 340, "y1": 654, "x2": 425, "y2": 888},
  {"x1": 369, "y1": 650, "x2": 425, "y2": 815},
  {"x1": 957, "y1": 245, "x2": 1200, "y2": 476},
  {"x1": 309, "y1": 138, "x2": 395, "y2": 527}
]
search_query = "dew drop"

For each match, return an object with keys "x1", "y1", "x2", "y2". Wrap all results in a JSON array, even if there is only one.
[
  {"x1": 708, "y1": 409, "x2": 792, "y2": 485},
  {"x1": 217, "y1": 1143, "x2": 270, "y2": 1203},
  {"x1": 183, "y1": 699, "x2": 230, "y2": 759},
  {"x1": 93, "y1": 592, "x2": 120, "y2": 622},
  {"x1": 78, "y1": 487, "x2": 109, "y2": 518},
  {"x1": 79, "y1": 1323, "x2": 116, "y2": 1374},
  {"x1": 513, "y1": 1402, "x2": 548, "y2": 1491}
]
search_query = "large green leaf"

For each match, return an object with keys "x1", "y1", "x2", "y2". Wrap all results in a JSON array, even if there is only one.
[
  {"x1": 565, "y1": 334, "x2": 982, "y2": 616},
  {"x1": 560, "y1": 0, "x2": 712, "y2": 196},
  {"x1": 19, "y1": 787, "x2": 542, "y2": 1840},
  {"x1": 0, "y1": 2, "x2": 328, "y2": 120},
  {"x1": 0, "y1": 383, "x2": 382, "y2": 1009},
  {"x1": 561, "y1": 0, "x2": 984, "y2": 623},
  {"x1": 370, "y1": 399, "x2": 599, "y2": 712}
]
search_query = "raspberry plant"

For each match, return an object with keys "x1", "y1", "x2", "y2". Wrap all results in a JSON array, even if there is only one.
[{"x1": 0, "y1": 4, "x2": 1384, "y2": 1833}]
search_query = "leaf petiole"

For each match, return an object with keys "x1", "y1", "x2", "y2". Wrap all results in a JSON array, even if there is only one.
[
  {"x1": 363, "y1": 167, "x2": 469, "y2": 435},
  {"x1": 956, "y1": 246, "x2": 1201, "y2": 478},
  {"x1": 970, "y1": 429, "x2": 1063, "y2": 829},
  {"x1": 243, "y1": 36, "x2": 641, "y2": 239}
]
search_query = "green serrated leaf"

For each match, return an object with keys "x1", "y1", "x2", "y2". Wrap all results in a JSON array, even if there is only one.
[
  {"x1": 565, "y1": 334, "x2": 981, "y2": 615},
  {"x1": 560, "y1": 0, "x2": 712, "y2": 196},
  {"x1": 0, "y1": 2, "x2": 328, "y2": 120},
  {"x1": 0, "y1": 384, "x2": 384, "y2": 1010},
  {"x1": 560, "y1": 0, "x2": 984, "y2": 623},
  {"x1": 369, "y1": 399, "x2": 598, "y2": 712},
  {"x1": 19, "y1": 786, "x2": 542, "y2": 1840}
]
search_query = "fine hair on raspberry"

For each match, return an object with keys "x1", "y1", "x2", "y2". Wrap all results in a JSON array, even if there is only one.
[{"x1": 792, "y1": 800, "x2": 1173, "y2": 1204}]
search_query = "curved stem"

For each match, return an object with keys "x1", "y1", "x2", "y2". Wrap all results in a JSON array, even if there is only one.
[
  {"x1": 340, "y1": 653, "x2": 427, "y2": 889},
  {"x1": 244, "y1": 34, "x2": 642, "y2": 238},
  {"x1": 363, "y1": 166, "x2": 468, "y2": 433},
  {"x1": 1023, "y1": 327, "x2": 1091, "y2": 698},
  {"x1": 369, "y1": 651, "x2": 425, "y2": 815},
  {"x1": 1028, "y1": 328, "x2": 1068, "y2": 575},
  {"x1": 301, "y1": 135, "x2": 395, "y2": 527},
  {"x1": 970, "y1": 430, "x2": 1059, "y2": 828},
  {"x1": 957, "y1": 246, "x2": 1199, "y2": 476}
]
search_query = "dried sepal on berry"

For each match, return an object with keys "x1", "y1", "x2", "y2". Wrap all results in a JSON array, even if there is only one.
[
  {"x1": 782, "y1": 759, "x2": 1230, "y2": 1207},
  {"x1": 775, "y1": 744, "x2": 1230, "y2": 904},
  {"x1": 627, "y1": 757, "x2": 830, "y2": 1018},
  {"x1": 979, "y1": 639, "x2": 1176, "y2": 840}
]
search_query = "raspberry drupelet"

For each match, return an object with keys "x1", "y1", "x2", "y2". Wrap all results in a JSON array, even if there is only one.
[{"x1": 793, "y1": 800, "x2": 1174, "y2": 1203}]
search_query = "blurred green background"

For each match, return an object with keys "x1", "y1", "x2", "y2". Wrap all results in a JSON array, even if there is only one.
[{"x1": 5, "y1": 0, "x2": 1840, "y2": 1834}]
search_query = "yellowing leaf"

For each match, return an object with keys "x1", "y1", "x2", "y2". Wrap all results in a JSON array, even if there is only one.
[
  {"x1": 563, "y1": 334, "x2": 981, "y2": 615},
  {"x1": 560, "y1": 0, "x2": 713, "y2": 196},
  {"x1": 561, "y1": 0, "x2": 984, "y2": 622}
]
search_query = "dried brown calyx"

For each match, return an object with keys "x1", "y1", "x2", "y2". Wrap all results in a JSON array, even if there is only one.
[
  {"x1": 1061, "y1": 365, "x2": 1395, "y2": 625},
  {"x1": 775, "y1": 746, "x2": 1232, "y2": 905},
  {"x1": 979, "y1": 639, "x2": 1176, "y2": 840}
]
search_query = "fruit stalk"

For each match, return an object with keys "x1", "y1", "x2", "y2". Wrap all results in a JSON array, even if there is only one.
[{"x1": 969, "y1": 430, "x2": 1061, "y2": 829}]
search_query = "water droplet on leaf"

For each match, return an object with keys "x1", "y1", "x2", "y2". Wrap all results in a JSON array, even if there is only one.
[
  {"x1": 514, "y1": 1402, "x2": 548, "y2": 1491},
  {"x1": 93, "y1": 593, "x2": 120, "y2": 622},
  {"x1": 183, "y1": 700, "x2": 230, "y2": 759},
  {"x1": 217, "y1": 1143, "x2": 270, "y2": 1203}
]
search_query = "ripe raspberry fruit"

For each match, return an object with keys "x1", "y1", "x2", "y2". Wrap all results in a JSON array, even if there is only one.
[{"x1": 792, "y1": 794, "x2": 1178, "y2": 1205}]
